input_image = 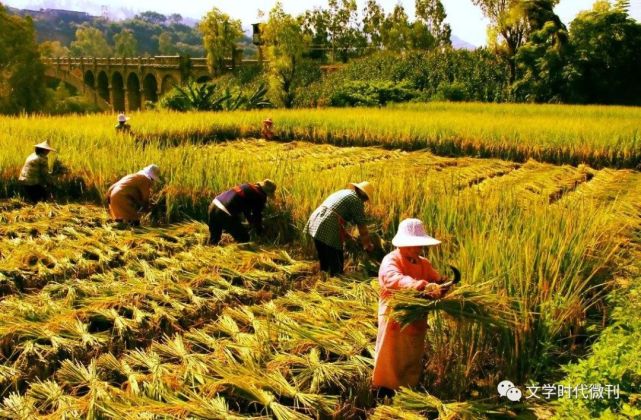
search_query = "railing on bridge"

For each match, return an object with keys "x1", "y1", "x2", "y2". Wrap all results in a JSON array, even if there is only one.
[{"x1": 42, "y1": 56, "x2": 260, "y2": 70}]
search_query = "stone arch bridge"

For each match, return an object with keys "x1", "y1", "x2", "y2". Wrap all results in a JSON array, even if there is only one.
[{"x1": 43, "y1": 56, "x2": 257, "y2": 112}]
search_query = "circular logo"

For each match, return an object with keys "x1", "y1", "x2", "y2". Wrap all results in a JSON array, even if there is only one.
[
  {"x1": 506, "y1": 387, "x2": 523, "y2": 402},
  {"x1": 497, "y1": 380, "x2": 515, "y2": 397}
]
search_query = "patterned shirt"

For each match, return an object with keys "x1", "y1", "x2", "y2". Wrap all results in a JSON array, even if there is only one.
[
  {"x1": 305, "y1": 189, "x2": 367, "y2": 250},
  {"x1": 19, "y1": 153, "x2": 49, "y2": 186}
]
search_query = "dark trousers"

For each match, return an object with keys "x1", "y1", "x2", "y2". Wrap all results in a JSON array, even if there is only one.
[
  {"x1": 314, "y1": 239, "x2": 344, "y2": 275},
  {"x1": 23, "y1": 185, "x2": 47, "y2": 203},
  {"x1": 114, "y1": 219, "x2": 141, "y2": 227},
  {"x1": 208, "y1": 204, "x2": 249, "y2": 245},
  {"x1": 375, "y1": 387, "x2": 396, "y2": 399}
]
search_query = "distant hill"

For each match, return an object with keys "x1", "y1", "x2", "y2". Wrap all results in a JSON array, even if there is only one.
[
  {"x1": 7, "y1": 6, "x2": 96, "y2": 44},
  {"x1": 452, "y1": 35, "x2": 476, "y2": 50},
  {"x1": 7, "y1": 6, "x2": 472, "y2": 58},
  {"x1": 5, "y1": 6, "x2": 264, "y2": 58}
]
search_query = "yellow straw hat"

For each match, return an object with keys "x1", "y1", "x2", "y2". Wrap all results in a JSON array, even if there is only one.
[
  {"x1": 258, "y1": 179, "x2": 277, "y2": 196},
  {"x1": 34, "y1": 141, "x2": 56, "y2": 152},
  {"x1": 349, "y1": 181, "x2": 374, "y2": 200}
]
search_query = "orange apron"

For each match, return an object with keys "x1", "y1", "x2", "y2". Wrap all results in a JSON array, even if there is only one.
[{"x1": 372, "y1": 249, "x2": 441, "y2": 390}]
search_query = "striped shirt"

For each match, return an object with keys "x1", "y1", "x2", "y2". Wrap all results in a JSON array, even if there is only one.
[{"x1": 305, "y1": 189, "x2": 367, "y2": 250}]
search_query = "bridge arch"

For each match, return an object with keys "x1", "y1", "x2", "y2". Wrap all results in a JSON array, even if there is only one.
[
  {"x1": 43, "y1": 66, "x2": 110, "y2": 111},
  {"x1": 127, "y1": 72, "x2": 142, "y2": 111},
  {"x1": 83, "y1": 70, "x2": 95, "y2": 89},
  {"x1": 97, "y1": 71, "x2": 109, "y2": 103},
  {"x1": 143, "y1": 73, "x2": 159, "y2": 103},
  {"x1": 111, "y1": 72, "x2": 125, "y2": 112},
  {"x1": 161, "y1": 75, "x2": 178, "y2": 95},
  {"x1": 42, "y1": 56, "x2": 255, "y2": 111}
]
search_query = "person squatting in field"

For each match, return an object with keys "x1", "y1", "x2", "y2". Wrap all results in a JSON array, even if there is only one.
[
  {"x1": 106, "y1": 164, "x2": 161, "y2": 226},
  {"x1": 208, "y1": 179, "x2": 277, "y2": 245},
  {"x1": 262, "y1": 118, "x2": 274, "y2": 140},
  {"x1": 305, "y1": 181, "x2": 374, "y2": 275},
  {"x1": 115, "y1": 113, "x2": 131, "y2": 133},
  {"x1": 372, "y1": 218, "x2": 451, "y2": 398},
  {"x1": 19, "y1": 141, "x2": 57, "y2": 203}
]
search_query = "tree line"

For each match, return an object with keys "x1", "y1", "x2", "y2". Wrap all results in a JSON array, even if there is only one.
[
  {"x1": 241, "y1": 0, "x2": 641, "y2": 107},
  {"x1": 1, "y1": 0, "x2": 641, "y2": 114}
]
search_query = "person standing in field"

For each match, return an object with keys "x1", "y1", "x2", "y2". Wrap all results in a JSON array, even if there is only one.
[
  {"x1": 115, "y1": 113, "x2": 131, "y2": 132},
  {"x1": 305, "y1": 182, "x2": 374, "y2": 275},
  {"x1": 106, "y1": 164, "x2": 160, "y2": 226},
  {"x1": 18, "y1": 141, "x2": 56, "y2": 203},
  {"x1": 372, "y1": 218, "x2": 449, "y2": 398},
  {"x1": 208, "y1": 179, "x2": 277, "y2": 245}
]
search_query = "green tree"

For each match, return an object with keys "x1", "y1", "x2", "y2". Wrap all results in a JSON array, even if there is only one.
[
  {"x1": 564, "y1": 0, "x2": 641, "y2": 104},
  {"x1": 158, "y1": 31, "x2": 177, "y2": 55},
  {"x1": 39, "y1": 40, "x2": 69, "y2": 58},
  {"x1": 262, "y1": 2, "x2": 307, "y2": 107},
  {"x1": 0, "y1": 5, "x2": 47, "y2": 113},
  {"x1": 135, "y1": 11, "x2": 167, "y2": 25},
  {"x1": 513, "y1": 0, "x2": 568, "y2": 102},
  {"x1": 415, "y1": 0, "x2": 452, "y2": 47},
  {"x1": 114, "y1": 29, "x2": 138, "y2": 57},
  {"x1": 327, "y1": 0, "x2": 366, "y2": 62},
  {"x1": 301, "y1": 8, "x2": 331, "y2": 61},
  {"x1": 472, "y1": 0, "x2": 527, "y2": 82},
  {"x1": 409, "y1": 20, "x2": 436, "y2": 51},
  {"x1": 199, "y1": 7, "x2": 243, "y2": 75},
  {"x1": 122, "y1": 18, "x2": 161, "y2": 56},
  {"x1": 381, "y1": 4, "x2": 412, "y2": 51},
  {"x1": 362, "y1": 0, "x2": 385, "y2": 49},
  {"x1": 69, "y1": 25, "x2": 113, "y2": 57},
  {"x1": 168, "y1": 13, "x2": 183, "y2": 25}
]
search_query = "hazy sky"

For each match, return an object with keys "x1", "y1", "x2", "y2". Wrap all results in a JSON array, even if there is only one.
[{"x1": 4, "y1": 0, "x2": 641, "y2": 46}]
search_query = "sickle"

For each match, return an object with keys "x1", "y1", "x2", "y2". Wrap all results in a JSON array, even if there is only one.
[{"x1": 449, "y1": 265, "x2": 461, "y2": 284}]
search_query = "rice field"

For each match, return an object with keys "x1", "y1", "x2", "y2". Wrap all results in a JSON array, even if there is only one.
[
  {"x1": 1, "y1": 106, "x2": 641, "y2": 417},
  {"x1": 2, "y1": 102, "x2": 641, "y2": 169}
]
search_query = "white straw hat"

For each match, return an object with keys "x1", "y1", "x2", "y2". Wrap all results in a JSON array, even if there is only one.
[
  {"x1": 139, "y1": 164, "x2": 160, "y2": 182},
  {"x1": 118, "y1": 113, "x2": 129, "y2": 122},
  {"x1": 392, "y1": 218, "x2": 441, "y2": 248}
]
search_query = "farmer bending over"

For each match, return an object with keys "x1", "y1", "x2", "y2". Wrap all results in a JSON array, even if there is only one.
[
  {"x1": 106, "y1": 164, "x2": 160, "y2": 226},
  {"x1": 208, "y1": 179, "x2": 277, "y2": 245},
  {"x1": 305, "y1": 182, "x2": 374, "y2": 275},
  {"x1": 372, "y1": 218, "x2": 449, "y2": 398},
  {"x1": 19, "y1": 141, "x2": 56, "y2": 203}
]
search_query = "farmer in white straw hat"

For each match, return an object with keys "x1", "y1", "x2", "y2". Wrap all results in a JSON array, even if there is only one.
[
  {"x1": 18, "y1": 140, "x2": 57, "y2": 203},
  {"x1": 106, "y1": 164, "x2": 160, "y2": 226},
  {"x1": 372, "y1": 218, "x2": 450, "y2": 398},
  {"x1": 115, "y1": 113, "x2": 131, "y2": 132},
  {"x1": 208, "y1": 179, "x2": 277, "y2": 245},
  {"x1": 305, "y1": 181, "x2": 374, "y2": 275}
]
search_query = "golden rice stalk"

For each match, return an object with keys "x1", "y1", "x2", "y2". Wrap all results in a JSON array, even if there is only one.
[
  {"x1": 0, "y1": 393, "x2": 37, "y2": 420},
  {"x1": 383, "y1": 387, "x2": 504, "y2": 419},
  {"x1": 389, "y1": 283, "x2": 516, "y2": 330}
]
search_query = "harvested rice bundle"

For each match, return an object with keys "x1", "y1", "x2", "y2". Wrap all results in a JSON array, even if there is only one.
[
  {"x1": 389, "y1": 283, "x2": 516, "y2": 331},
  {"x1": 371, "y1": 387, "x2": 502, "y2": 419}
]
